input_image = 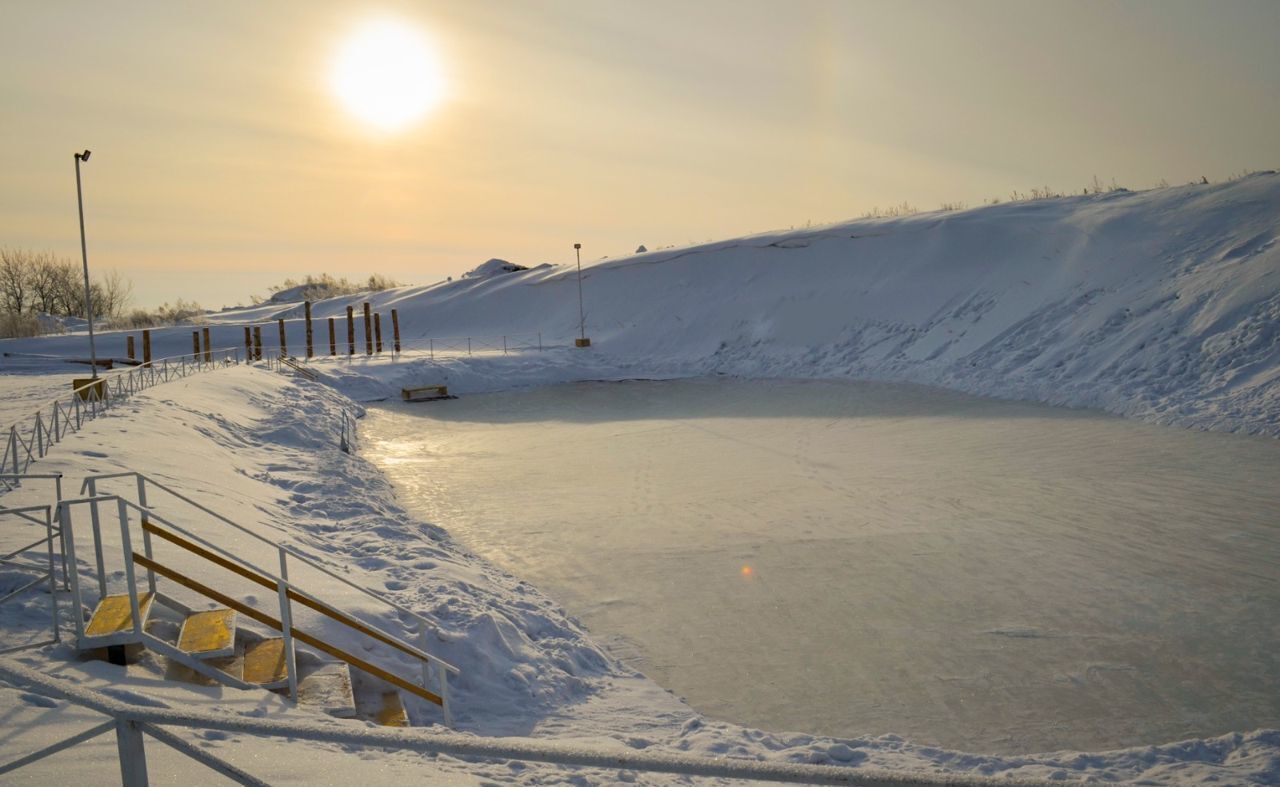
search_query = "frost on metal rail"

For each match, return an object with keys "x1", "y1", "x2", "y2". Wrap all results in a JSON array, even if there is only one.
[
  {"x1": 0, "y1": 659, "x2": 1065, "y2": 787},
  {"x1": 0, "y1": 347, "x2": 244, "y2": 483}
]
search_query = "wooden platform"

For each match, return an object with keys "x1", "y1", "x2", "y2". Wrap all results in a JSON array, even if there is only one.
[
  {"x1": 243, "y1": 638, "x2": 289, "y2": 688},
  {"x1": 85, "y1": 592, "x2": 154, "y2": 637},
  {"x1": 401, "y1": 385, "x2": 453, "y2": 402},
  {"x1": 177, "y1": 608, "x2": 236, "y2": 659}
]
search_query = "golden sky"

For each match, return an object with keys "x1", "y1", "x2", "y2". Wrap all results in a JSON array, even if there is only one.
[{"x1": 3, "y1": 0, "x2": 1278, "y2": 308}]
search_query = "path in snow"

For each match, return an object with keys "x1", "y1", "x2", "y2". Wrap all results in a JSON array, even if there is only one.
[{"x1": 364, "y1": 378, "x2": 1280, "y2": 755}]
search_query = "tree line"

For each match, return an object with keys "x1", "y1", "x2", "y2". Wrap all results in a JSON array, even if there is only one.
[{"x1": 0, "y1": 248, "x2": 131, "y2": 338}]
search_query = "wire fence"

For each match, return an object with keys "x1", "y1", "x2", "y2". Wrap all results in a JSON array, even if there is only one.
[{"x1": 1, "y1": 347, "x2": 242, "y2": 487}]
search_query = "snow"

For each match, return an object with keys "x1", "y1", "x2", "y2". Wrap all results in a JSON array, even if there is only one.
[{"x1": 1, "y1": 176, "x2": 1278, "y2": 784}]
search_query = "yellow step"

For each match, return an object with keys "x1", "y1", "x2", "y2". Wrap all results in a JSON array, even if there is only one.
[
  {"x1": 85, "y1": 592, "x2": 155, "y2": 638},
  {"x1": 374, "y1": 691, "x2": 408, "y2": 727},
  {"x1": 243, "y1": 638, "x2": 289, "y2": 687},
  {"x1": 177, "y1": 608, "x2": 236, "y2": 658}
]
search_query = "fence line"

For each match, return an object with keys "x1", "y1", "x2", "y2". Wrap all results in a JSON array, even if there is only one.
[
  {"x1": 0, "y1": 659, "x2": 1056, "y2": 787},
  {"x1": 0, "y1": 347, "x2": 243, "y2": 485}
]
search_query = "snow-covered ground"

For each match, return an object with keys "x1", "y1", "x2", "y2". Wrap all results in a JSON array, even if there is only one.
[{"x1": 2, "y1": 176, "x2": 1278, "y2": 783}]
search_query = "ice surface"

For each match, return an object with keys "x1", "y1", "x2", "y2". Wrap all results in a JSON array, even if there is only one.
[{"x1": 364, "y1": 377, "x2": 1280, "y2": 755}]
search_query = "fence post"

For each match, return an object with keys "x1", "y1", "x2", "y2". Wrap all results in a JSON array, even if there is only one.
[
  {"x1": 202, "y1": 327, "x2": 212, "y2": 363},
  {"x1": 467, "y1": 337, "x2": 471, "y2": 356},
  {"x1": 304, "y1": 301, "x2": 314, "y2": 359},
  {"x1": 142, "y1": 329, "x2": 151, "y2": 366},
  {"x1": 114, "y1": 718, "x2": 150, "y2": 786},
  {"x1": 244, "y1": 326, "x2": 252, "y2": 359},
  {"x1": 503, "y1": 335, "x2": 508, "y2": 354},
  {"x1": 127, "y1": 335, "x2": 136, "y2": 361},
  {"x1": 328, "y1": 317, "x2": 336, "y2": 356},
  {"x1": 191, "y1": 331, "x2": 201, "y2": 361},
  {"x1": 429, "y1": 338, "x2": 434, "y2": 360},
  {"x1": 363, "y1": 303, "x2": 373, "y2": 355},
  {"x1": 538, "y1": 332, "x2": 542, "y2": 351},
  {"x1": 346, "y1": 306, "x2": 355, "y2": 356},
  {"x1": 278, "y1": 319, "x2": 288, "y2": 358},
  {"x1": 391, "y1": 309, "x2": 401, "y2": 354},
  {"x1": 374, "y1": 313, "x2": 383, "y2": 354},
  {"x1": 253, "y1": 326, "x2": 263, "y2": 361}
]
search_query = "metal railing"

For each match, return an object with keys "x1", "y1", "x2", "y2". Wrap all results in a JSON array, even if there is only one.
[
  {"x1": 0, "y1": 659, "x2": 1056, "y2": 787},
  {"x1": 1, "y1": 347, "x2": 243, "y2": 484},
  {"x1": 0, "y1": 473, "x2": 68, "y2": 655},
  {"x1": 72, "y1": 471, "x2": 458, "y2": 717}
]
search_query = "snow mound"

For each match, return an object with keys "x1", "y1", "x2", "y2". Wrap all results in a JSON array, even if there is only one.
[{"x1": 463, "y1": 258, "x2": 530, "y2": 278}]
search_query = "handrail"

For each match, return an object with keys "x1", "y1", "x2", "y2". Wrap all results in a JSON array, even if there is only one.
[
  {"x1": 141, "y1": 519, "x2": 444, "y2": 672},
  {"x1": 0, "y1": 658, "x2": 1052, "y2": 787},
  {"x1": 1, "y1": 347, "x2": 243, "y2": 480},
  {"x1": 134, "y1": 553, "x2": 443, "y2": 706},
  {"x1": 81, "y1": 470, "x2": 456, "y2": 674}
]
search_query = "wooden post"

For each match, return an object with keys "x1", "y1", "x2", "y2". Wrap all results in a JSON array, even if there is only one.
[
  {"x1": 346, "y1": 306, "x2": 355, "y2": 355},
  {"x1": 126, "y1": 335, "x2": 135, "y2": 360},
  {"x1": 363, "y1": 302, "x2": 373, "y2": 355},
  {"x1": 244, "y1": 326, "x2": 252, "y2": 358},
  {"x1": 304, "y1": 301, "x2": 314, "y2": 359},
  {"x1": 328, "y1": 317, "x2": 336, "y2": 356},
  {"x1": 202, "y1": 326, "x2": 212, "y2": 363},
  {"x1": 374, "y1": 313, "x2": 383, "y2": 353},
  {"x1": 278, "y1": 319, "x2": 288, "y2": 358},
  {"x1": 391, "y1": 309, "x2": 401, "y2": 354},
  {"x1": 192, "y1": 331, "x2": 201, "y2": 360},
  {"x1": 142, "y1": 330, "x2": 151, "y2": 366},
  {"x1": 253, "y1": 326, "x2": 263, "y2": 360}
]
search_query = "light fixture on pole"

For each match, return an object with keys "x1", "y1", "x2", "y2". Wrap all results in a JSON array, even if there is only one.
[
  {"x1": 573, "y1": 242, "x2": 590, "y2": 347},
  {"x1": 74, "y1": 149, "x2": 101, "y2": 382}
]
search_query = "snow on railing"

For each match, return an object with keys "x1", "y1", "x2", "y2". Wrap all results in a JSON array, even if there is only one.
[
  {"x1": 0, "y1": 347, "x2": 244, "y2": 484},
  {"x1": 0, "y1": 659, "x2": 1058, "y2": 787}
]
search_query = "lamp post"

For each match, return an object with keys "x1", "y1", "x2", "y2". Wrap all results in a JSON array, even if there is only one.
[
  {"x1": 573, "y1": 242, "x2": 590, "y2": 347},
  {"x1": 73, "y1": 149, "x2": 99, "y2": 379}
]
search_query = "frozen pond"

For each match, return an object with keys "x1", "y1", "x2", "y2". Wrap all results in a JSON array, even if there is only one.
[{"x1": 363, "y1": 378, "x2": 1280, "y2": 754}]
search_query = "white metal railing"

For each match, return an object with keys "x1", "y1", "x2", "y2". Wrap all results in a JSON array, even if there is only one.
[
  {"x1": 0, "y1": 347, "x2": 243, "y2": 483},
  {"x1": 0, "y1": 659, "x2": 1058, "y2": 787},
  {"x1": 69, "y1": 472, "x2": 458, "y2": 718},
  {"x1": 0, "y1": 472, "x2": 69, "y2": 655}
]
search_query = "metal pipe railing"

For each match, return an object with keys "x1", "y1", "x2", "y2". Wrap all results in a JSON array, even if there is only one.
[
  {"x1": 1, "y1": 347, "x2": 243, "y2": 481},
  {"x1": 81, "y1": 471, "x2": 456, "y2": 675}
]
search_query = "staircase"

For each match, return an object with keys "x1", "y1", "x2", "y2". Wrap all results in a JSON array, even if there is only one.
[{"x1": 7, "y1": 470, "x2": 456, "y2": 729}]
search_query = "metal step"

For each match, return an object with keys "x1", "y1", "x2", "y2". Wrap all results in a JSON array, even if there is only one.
[
  {"x1": 374, "y1": 691, "x2": 408, "y2": 727},
  {"x1": 297, "y1": 663, "x2": 356, "y2": 718},
  {"x1": 176, "y1": 608, "x2": 236, "y2": 659},
  {"x1": 242, "y1": 638, "x2": 289, "y2": 689},
  {"x1": 83, "y1": 592, "x2": 155, "y2": 646}
]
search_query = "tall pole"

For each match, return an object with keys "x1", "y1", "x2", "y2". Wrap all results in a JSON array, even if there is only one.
[
  {"x1": 574, "y1": 242, "x2": 585, "y2": 342},
  {"x1": 74, "y1": 150, "x2": 99, "y2": 379}
]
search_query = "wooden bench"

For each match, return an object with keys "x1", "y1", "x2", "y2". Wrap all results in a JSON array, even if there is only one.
[{"x1": 401, "y1": 385, "x2": 452, "y2": 402}]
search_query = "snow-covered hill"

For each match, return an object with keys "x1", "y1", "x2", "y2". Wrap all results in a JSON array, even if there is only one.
[{"x1": 15, "y1": 174, "x2": 1275, "y2": 435}]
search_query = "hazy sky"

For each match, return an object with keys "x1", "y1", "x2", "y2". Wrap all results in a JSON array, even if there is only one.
[{"x1": 3, "y1": 0, "x2": 1278, "y2": 309}]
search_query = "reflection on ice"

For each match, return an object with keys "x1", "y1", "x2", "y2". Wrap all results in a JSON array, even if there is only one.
[{"x1": 364, "y1": 378, "x2": 1280, "y2": 755}]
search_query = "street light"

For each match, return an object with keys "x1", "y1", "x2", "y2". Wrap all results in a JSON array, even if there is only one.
[
  {"x1": 73, "y1": 149, "x2": 99, "y2": 379},
  {"x1": 573, "y1": 242, "x2": 590, "y2": 347}
]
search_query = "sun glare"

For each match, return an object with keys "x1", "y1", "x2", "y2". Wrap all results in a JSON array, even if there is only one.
[{"x1": 330, "y1": 18, "x2": 443, "y2": 132}]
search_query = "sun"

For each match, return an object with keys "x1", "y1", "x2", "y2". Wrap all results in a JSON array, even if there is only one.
[{"x1": 330, "y1": 18, "x2": 444, "y2": 132}]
